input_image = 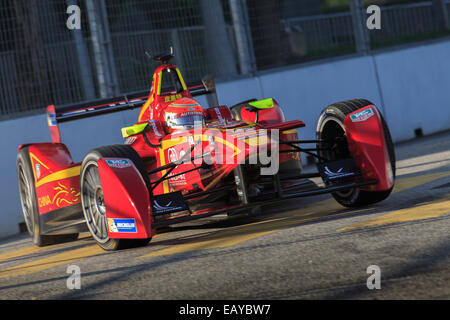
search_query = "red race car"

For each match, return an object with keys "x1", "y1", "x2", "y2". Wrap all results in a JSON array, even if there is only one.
[{"x1": 17, "y1": 51, "x2": 395, "y2": 250}]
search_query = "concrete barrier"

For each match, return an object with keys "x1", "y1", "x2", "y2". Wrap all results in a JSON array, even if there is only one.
[
  {"x1": 374, "y1": 40, "x2": 450, "y2": 141},
  {"x1": 1, "y1": 39, "x2": 449, "y2": 238}
]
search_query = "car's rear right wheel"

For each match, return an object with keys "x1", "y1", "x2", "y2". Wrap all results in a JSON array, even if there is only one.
[{"x1": 17, "y1": 147, "x2": 78, "y2": 246}]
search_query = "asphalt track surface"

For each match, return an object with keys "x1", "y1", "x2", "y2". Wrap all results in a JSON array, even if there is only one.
[{"x1": 0, "y1": 130, "x2": 449, "y2": 300}]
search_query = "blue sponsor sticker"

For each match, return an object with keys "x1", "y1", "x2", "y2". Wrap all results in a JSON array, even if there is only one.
[
  {"x1": 47, "y1": 113, "x2": 57, "y2": 126},
  {"x1": 107, "y1": 218, "x2": 137, "y2": 233},
  {"x1": 106, "y1": 159, "x2": 132, "y2": 169},
  {"x1": 350, "y1": 108, "x2": 374, "y2": 122}
]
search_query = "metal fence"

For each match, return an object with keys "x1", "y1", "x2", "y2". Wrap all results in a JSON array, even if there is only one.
[
  {"x1": 0, "y1": 0, "x2": 449, "y2": 119},
  {"x1": 370, "y1": 1, "x2": 449, "y2": 48}
]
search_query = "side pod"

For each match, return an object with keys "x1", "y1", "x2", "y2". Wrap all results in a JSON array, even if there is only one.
[
  {"x1": 97, "y1": 158, "x2": 154, "y2": 239},
  {"x1": 344, "y1": 106, "x2": 394, "y2": 192}
]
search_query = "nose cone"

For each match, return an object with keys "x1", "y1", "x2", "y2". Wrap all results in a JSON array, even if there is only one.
[
  {"x1": 159, "y1": 126, "x2": 274, "y2": 192},
  {"x1": 211, "y1": 128, "x2": 271, "y2": 166},
  {"x1": 200, "y1": 128, "x2": 273, "y2": 190}
]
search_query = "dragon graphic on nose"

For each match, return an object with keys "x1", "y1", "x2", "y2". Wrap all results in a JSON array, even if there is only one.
[{"x1": 52, "y1": 182, "x2": 81, "y2": 207}]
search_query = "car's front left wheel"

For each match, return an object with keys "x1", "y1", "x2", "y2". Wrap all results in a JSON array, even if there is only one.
[
  {"x1": 316, "y1": 99, "x2": 396, "y2": 207},
  {"x1": 80, "y1": 145, "x2": 151, "y2": 251}
]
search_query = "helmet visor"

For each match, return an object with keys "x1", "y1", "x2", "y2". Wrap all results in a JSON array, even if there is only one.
[{"x1": 165, "y1": 113, "x2": 204, "y2": 130}]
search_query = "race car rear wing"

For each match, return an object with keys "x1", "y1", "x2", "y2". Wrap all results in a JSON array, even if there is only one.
[
  {"x1": 48, "y1": 91, "x2": 149, "y2": 124},
  {"x1": 45, "y1": 91, "x2": 149, "y2": 143},
  {"x1": 46, "y1": 78, "x2": 216, "y2": 143}
]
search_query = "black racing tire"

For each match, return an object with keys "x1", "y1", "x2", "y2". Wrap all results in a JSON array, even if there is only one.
[
  {"x1": 17, "y1": 147, "x2": 79, "y2": 246},
  {"x1": 316, "y1": 99, "x2": 396, "y2": 207},
  {"x1": 80, "y1": 145, "x2": 151, "y2": 251}
]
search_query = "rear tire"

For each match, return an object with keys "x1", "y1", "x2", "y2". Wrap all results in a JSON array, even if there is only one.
[
  {"x1": 17, "y1": 147, "x2": 78, "y2": 246},
  {"x1": 80, "y1": 145, "x2": 151, "y2": 251},
  {"x1": 316, "y1": 99, "x2": 396, "y2": 207}
]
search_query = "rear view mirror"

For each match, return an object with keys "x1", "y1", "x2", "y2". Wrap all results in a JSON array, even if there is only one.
[{"x1": 202, "y1": 74, "x2": 216, "y2": 93}]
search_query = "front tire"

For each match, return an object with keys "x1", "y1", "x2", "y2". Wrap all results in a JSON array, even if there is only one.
[
  {"x1": 80, "y1": 145, "x2": 151, "y2": 251},
  {"x1": 316, "y1": 99, "x2": 396, "y2": 207}
]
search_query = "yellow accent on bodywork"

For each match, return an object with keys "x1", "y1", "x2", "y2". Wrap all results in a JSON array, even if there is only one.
[
  {"x1": 215, "y1": 136, "x2": 241, "y2": 157},
  {"x1": 157, "y1": 72, "x2": 162, "y2": 95},
  {"x1": 157, "y1": 148, "x2": 170, "y2": 194},
  {"x1": 35, "y1": 166, "x2": 81, "y2": 188},
  {"x1": 138, "y1": 94, "x2": 153, "y2": 122},
  {"x1": 281, "y1": 129, "x2": 297, "y2": 135},
  {"x1": 121, "y1": 123, "x2": 148, "y2": 138},
  {"x1": 248, "y1": 98, "x2": 274, "y2": 109},
  {"x1": 29, "y1": 153, "x2": 50, "y2": 170},
  {"x1": 161, "y1": 136, "x2": 188, "y2": 150},
  {"x1": 29, "y1": 152, "x2": 50, "y2": 183},
  {"x1": 176, "y1": 68, "x2": 187, "y2": 91},
  {"x1": 245, "y1": 135, "x2": 269, "y2": 147},
  {"x1": 160, "y1": 134, "x2": 210, "y2": 150}
]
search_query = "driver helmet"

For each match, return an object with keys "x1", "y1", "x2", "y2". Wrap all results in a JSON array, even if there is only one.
[{"x1": 163, "y1": 97, "x2": 204, "y2": 132}]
